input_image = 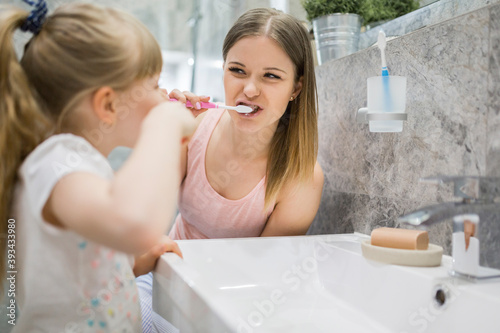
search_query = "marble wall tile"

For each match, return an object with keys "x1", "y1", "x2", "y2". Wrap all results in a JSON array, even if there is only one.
[
  {"x1": 317, "y1": 6, "x2": 490, "y2": 198},
  {"x1": 359, "y1": 0, "x2": 500, "y2": 50},
  {"x1": 488, "y1": 4, "x2": 500, "y2": 177},
  {"x1": 310, "y1": 4, "x2": 500, "y2": 268}
]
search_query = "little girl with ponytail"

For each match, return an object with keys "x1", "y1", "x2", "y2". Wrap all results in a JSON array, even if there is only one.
[{"x1": 0, "y1": 1, "x2": 197, "y2": 330}]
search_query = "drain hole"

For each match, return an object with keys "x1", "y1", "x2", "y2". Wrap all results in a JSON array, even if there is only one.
[{"x1": 434, "y1": 289, "x2": 446, "y2": 306}]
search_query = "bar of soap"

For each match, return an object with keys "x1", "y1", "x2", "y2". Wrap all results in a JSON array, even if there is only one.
[{"x1": 371, "y1": 227, "x2": 429, "y2": 250}]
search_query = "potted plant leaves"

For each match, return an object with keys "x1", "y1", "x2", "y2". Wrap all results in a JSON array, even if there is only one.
[
  {"x1": 362, "y1": 0, "x2": 420, "y2": 28},
  {"x1": 302, "y1": 0, "x2": 419, "y2": 65}
]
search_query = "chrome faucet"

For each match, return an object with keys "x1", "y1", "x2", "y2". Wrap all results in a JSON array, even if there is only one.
[{"x1": 398, "y1": 176, "x2": 500, "y2": 280}]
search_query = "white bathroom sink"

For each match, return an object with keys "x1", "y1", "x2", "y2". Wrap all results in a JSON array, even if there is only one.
[{"x1": 152, "y1": 233, "x2": 500, "y2": 333}]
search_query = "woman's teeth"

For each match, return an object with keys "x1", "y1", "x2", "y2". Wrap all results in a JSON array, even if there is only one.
[
  {"x1": 238, "y1": 103, "x2": 260, "y2": 115},
  {"x1": 243, "y1": 106, "x2": 259, "y2": 116}
]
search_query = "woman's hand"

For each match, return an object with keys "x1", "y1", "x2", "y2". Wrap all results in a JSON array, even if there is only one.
[
  {"x1": 133, "y1": 235, "x2": 183, "y2": 277},
  {"x1": 167, "y1": 89, "x2": 210, "y2": 117}
]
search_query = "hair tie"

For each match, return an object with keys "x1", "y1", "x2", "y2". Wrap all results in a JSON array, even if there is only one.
[{"x1": 20, "y1": 0, "x2": 48, "y2": 35}]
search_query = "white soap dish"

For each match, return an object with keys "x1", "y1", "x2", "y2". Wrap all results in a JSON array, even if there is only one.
[{"x1": 361, "y1": 240, "x2": 443, "y2": 267}]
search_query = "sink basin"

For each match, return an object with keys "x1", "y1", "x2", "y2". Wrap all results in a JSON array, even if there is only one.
[{"x1": 153, "y1": 233, "x2": 500, "y2": 333}]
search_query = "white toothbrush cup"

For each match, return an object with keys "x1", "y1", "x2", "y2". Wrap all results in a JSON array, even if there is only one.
[{"x1": 366, "y1": 76, "x2": 407, "y2": 132}]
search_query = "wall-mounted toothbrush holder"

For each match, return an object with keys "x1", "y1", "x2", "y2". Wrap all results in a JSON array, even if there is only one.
[{"x1": 356, "y1": 76, "x2": 407, "y2": 132}]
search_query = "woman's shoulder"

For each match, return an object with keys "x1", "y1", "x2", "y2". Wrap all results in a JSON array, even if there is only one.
[
  {"x1": 195, "y1": 107, "x2": 224, "y2": 124},
  {"x1": 262, "y1": 162, "x2": 323, "y2": 235},
  {"x1": 302, "y1": 161, "x2": 324, "y2": 190},
  {"x1": 313, "y1": 161, "x2": 324, "y2": 183},
  {"x1": 277, "y1": 161, "x2": 324, "y2": 202},
  {"x1": 195, "y1": 109, "x2": 209, "y2": 124},
  {"x1": 188, "y1": 108, "x2": 225, "y2": 142}
]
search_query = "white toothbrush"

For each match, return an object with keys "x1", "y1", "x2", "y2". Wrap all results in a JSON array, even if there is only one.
[
  {"x1": 170, "y1": 99, "x2": 253, "y2": 114},
  {"x1": 378, "y1": 31, "x2": 389, "y2": 76}
]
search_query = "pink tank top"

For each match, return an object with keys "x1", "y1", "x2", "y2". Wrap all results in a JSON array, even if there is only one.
[{"x1": 169, "y1": 108, "x2": 274, "y2": 240}]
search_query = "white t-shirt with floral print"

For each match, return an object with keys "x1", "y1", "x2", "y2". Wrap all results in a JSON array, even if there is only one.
[{"x1": 12, "y1": 134, "x2": 141, "y2": 333}]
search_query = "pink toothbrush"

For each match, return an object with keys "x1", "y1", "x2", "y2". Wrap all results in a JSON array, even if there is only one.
[{"x1": 169, "y1": 99, "x2": 253, "y2": 114}]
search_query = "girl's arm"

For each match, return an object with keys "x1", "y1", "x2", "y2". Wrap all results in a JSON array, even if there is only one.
[
  {"x1": 260, "y1": 161, "x2": 324, "y2": 237},
  {"x1": 43, "y1": 102, "x2": 196, "y2": 255}
]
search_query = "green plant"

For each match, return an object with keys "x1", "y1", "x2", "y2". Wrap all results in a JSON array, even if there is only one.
[
  {"x1": 301, "y1": 0, "x2": 365, "y2": 22},
  {"x1": 301, "y1": 0, "x2": 420, "y2": 26},
  {"x1": 361, "y1": 0, "x2": 420, "y2": 26}
]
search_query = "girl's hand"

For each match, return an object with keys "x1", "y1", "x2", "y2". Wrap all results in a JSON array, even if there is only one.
[
  {"x1": 133, "y1": 235, "x2": 182, "y2": 277},
  {"x1": 144, "y1": 101, "x2": 197, "y2": 141},
  {"x1": 167, "y1": 89, "x2": 210, "y2": 117}
]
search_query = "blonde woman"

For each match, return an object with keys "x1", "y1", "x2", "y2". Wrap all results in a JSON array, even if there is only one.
[
  {"x1": 171, "y1": 7, "x2": 324, "y2": 239},
  {"x1": 0, "y1": 1, "x2": 197, "y2": 331},
  {"x1": 138, "y1": 7, "x2": 324, "y2": 331}
]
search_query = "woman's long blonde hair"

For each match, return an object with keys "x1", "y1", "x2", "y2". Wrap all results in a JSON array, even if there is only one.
[
  {"x1": 222, "y1": 8, "x2": 318, "y2": 210},
  {"x1": 0, "y1": 3, "x2": 162, "y2": 294}
]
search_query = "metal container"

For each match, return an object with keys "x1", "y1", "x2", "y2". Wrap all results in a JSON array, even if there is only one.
[{"x1": 313, "y1": 13, "x2": 362, "y2": 65}]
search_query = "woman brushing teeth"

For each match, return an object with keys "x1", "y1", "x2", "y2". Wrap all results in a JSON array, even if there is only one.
[
  {"x1": 137, "y1": 8, "x2": 324, "y2": 332},
  {"x1": 168, "y1": 7, "x2": 324, "y2": 245}
]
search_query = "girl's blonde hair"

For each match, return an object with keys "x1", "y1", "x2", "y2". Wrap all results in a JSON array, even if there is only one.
[
  {"x1": 0, "y1": 3, "x2": 162, "y2": 294},
  {"x1": 222, "y1": 8, "x2": 318, "y2": 210}
]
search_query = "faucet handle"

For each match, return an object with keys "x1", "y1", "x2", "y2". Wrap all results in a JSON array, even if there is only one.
[{"x1": 420, "y1": 176, "x2": 500, "y2": 202}]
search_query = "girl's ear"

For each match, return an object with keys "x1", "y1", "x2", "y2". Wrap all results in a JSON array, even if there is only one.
[
  {"x1": 92, "y1": 87, "x2": 118, "y2": 125},
  {"x1": 292, "y1": 76, "x2": 303, "y2": 99}
]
